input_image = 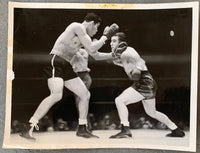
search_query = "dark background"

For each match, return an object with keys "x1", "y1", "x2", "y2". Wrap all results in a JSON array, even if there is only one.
[{"x1": 12, "y1": 8, "x2": 192, "y2": 128}]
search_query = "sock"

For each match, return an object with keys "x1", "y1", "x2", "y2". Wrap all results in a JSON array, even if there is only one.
[
  {"x1": 79, "y1": 119, "x2": 87, "y2": 125},
  {"x1": 169, "y1": 123, "x2": 177, "y2": 130},
  {"x1": 121, "y1": 121, "x2": 129, "y2": 127},
  {"x1": 29, "y1": 117, "x2": 39, "y2": 125}
]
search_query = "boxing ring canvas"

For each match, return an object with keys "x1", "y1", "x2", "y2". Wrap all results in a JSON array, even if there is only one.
[{"x1": 3, "y1": 2, "x2": 199, "y2": 152}]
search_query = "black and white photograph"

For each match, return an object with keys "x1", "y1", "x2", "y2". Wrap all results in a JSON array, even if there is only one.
[{"x1": 3, "y1": 2, "x2": 199, "y2": 152}]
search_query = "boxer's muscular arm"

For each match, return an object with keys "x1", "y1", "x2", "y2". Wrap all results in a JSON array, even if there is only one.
[
  {"x1": 90, "y1": 51, "x2": 113, "y2": 60},
  {"x1": 80, "y1": 47, "x2": 112, "y2": 60},
  {"x1": 81, "y1": 39, "x2": 113, "y2": 60},
  {"x1": 121, "y1": 51, "x2": 142, "y2": 80},
  {"x1": 73, "y1": 24, "x2": 107, "y2": 53}
]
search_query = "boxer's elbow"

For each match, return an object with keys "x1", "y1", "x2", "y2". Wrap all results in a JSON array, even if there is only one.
[
  {"x1": 130, "y1": 70, "x2": 141, "y2": 81},
  {"x1": 86, "y1": 40, "x2": 104, "y2": 53},
  {"x1": 132, "y1": 73, "x2": 141, "y2": 81},
  {"x1": 91, "y1": 53, "x2": 101, "y2": 60},
  {"x1": 92, "y1": 55, "x2": 99, "y2": 60},
  {"x1": 86, "y1": 44, "x2": 97, "y2": 53}
]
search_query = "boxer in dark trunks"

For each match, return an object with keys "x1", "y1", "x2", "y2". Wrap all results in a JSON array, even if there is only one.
[
  {"x1": 109, "y1": 32, "x2": 185, "y2": 139},
  {"x1": 20, "y1": 12, "x2": 118, "y2": 140}
]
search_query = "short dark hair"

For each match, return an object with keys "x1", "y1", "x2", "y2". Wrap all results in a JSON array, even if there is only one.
[
  {"x1": 115, "y1": 32, "x2": 127, "y2": 42},
  {"x1": 84, "y1": 12, "x2": 102, "y2": 24}
]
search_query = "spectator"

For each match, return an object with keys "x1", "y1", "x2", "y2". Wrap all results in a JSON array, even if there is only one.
[{"x1": 54, "y1": 118, "x2": 69, "y2": 131}]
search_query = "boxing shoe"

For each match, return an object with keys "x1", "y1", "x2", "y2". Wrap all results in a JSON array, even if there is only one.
[
  {"x1": 76, "y1": 125, "x2": 99, "y2": 138},
  {"x1": 109, "y1": 125, "x2": 132, "y2": 138},
  {"x1": 19, "y1": 123, "x2": 39, "y2": 140},
  {"x1": 86, "y1": 126, "x2": 93, "y2": 133},
  {"x1": 166, "y1": 128, "x2": 185, "y2": 137}
]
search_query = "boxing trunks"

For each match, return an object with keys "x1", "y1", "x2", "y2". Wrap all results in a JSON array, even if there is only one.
[
  {"x1": 131, "y1": 71, "x2": 157, "y2": 100},
  {"x1": 43, "y1": 54, "x2": 77, "y2": 81}
]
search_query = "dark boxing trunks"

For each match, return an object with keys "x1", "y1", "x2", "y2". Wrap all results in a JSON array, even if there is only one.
[
  {"x1": 77, "y1": 71, "x2": 92, "y2": 89},
  {"x1": 131, "y1": 71, "x2": 157, "y2": 100},
  {"x1": 43, "y1": 54, "x2": 77, "y2": 81}
]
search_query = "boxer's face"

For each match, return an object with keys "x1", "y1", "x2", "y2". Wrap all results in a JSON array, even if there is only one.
[
  {"x1": 110, "y1": 36, "x2": 120, "y2": 52},
  {"x1": 87, "y1": 21, "x2": 100, "y2": 37}
]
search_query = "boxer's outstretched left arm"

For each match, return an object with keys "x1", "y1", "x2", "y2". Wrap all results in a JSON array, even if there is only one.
[
  {"x1": 90, "y1": 51, "x2": 113, "y2": 60},
  {"x1": 86, "y1": 39, "x2": 113, "y2": 60}
]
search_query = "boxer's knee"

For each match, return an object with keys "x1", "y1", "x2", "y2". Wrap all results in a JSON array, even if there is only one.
[
  {"x1": 50, "y1": 92, "x2": 63, "y2": 103},
  {"x1": 115, "y1": 96, "x2": 124, "y2": 107},
  {"x1": 145, "y1": 108, "x2": 156, "y2": 118}
]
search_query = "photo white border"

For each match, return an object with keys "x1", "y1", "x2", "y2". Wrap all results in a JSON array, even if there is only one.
[{"x1": 3, "y1": 1, "x2": 199, "y2": 152}]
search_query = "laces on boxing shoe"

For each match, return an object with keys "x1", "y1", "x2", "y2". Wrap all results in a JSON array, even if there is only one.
[
  {"x1": 30, "y1": 123, "x2": 39, "y2": 131},
  {"x1": 19, "y1": 123, "x2": 39, "y2": 140}
]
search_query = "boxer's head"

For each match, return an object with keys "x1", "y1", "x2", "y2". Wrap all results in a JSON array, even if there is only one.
[
  {"x1": 110, "y1": 32, "x2": 127, "y2": 52},
  {"x1": 84, "y1": 12, "x2": 102, "y2": 37}
]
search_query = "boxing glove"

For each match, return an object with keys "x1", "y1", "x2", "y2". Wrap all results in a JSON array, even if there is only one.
[{"x1": 103, "y1": 23, "x2": 119, "y2": 39}]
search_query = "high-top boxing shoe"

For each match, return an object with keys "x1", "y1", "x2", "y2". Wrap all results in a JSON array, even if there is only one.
[
  {"x1": 76, "y1": 124, "x2": 99, "y2": 138},
  {"x1": 166, "y1": 128, "x2": 185, "y2": 137},
  {"x1": 19, "y1": 123, "x2": 39, "y2": 140},
  {"x1": 109, "y1": 124, "x2": 132, "y2": 139}
]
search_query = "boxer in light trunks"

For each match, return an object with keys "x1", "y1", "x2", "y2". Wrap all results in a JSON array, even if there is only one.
[
  {"x1": 109, "y1": 32, "x2": 185, "y2": 138},
  {"x1": 20, "y1": 12, "x2": 118, "y2": 140},
  {"x1": 70, "y1": 44, "x2": 114, "y2": 90},
  {"x1": 71, "y1": 45, "x2": 114, "y2": 131}
]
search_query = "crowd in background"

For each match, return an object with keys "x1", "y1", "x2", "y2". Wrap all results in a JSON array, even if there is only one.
[{"x1": 11, "y1": 113, "x2": 189, "y2": 133}]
